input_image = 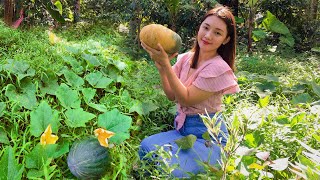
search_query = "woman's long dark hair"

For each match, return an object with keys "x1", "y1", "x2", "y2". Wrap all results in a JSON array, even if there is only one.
[{"x1": 190, "y1": 6, "x2": 236, "y2": 71}]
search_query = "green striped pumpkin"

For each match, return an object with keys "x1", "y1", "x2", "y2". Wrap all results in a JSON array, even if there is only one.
[{"x1": 67, "y1": 137, "x2": 110, "y2": 179}]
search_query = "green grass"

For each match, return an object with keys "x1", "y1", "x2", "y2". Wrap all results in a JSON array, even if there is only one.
[{"x1": 0, "y1": 21, "x2": 319, "y2": 179}]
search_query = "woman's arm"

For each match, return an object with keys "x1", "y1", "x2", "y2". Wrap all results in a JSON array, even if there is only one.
[{"x1": 141, "y1": 42, "x2": 214, "y2": 106}]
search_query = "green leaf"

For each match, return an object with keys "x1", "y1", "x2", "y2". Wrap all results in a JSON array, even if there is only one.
[
  {"x1": 255, "y1": 81, "x2": 276, "y2": 98},
  {"x1": 279, "y1": 35, "x2": 295, "y2": 47},
  {"x1": 98, "y1": 109, "x2": 132, "y2": 144},
  {"x1": 129, "y1": 100, "x2": 158, "y2": 115},
  {"x1": 0, "y1": 102, "x2": 6, "y2": 117},
  {"x1": 291, "y1": 93, "x2": 313, "y2": 105},
  {"x1": 85, "y1": 71, "x2": 113, "y2": 88},
  {"x1": 63, "y1": 69, "x2": 84, "y2": 88},
  {"x1": 112, "y1": 60, "x2": 127, "y2": 71},
  {"x1": 252, "y1": 30, "x2": 267, "y2": 41},
  {"x1": 39, "y1": 71, "x2": 59, "y2": 96},
  {"x1": 262, "y1": 11, "x2": 291, "y2": 35},
  {"x1": 248, "y1": 0, "x2": 258, "y2": 7},
  {"x1": 61, "y1": 56, "x2": 83, "y2": 74},
  {"x1": 258, "y1": 95, "x2": 270, "y2": 108},
  {"x1": 0, "y1": 127, "x2": 9, "y2": 144},
  {"x1": 5, "y1": 79, "x2": 38, "y2": 110},
  {"x1": 276, "y1": 114, "x2": 290, "y2": 124},
  {"x1": 82, "y1": 88, "x2": 96, "y2": 104},
  {"x1": 88, "y1": 103, "x2": 108, "y2": 112},
  {"x1": 30, "y1": 101, "x2": 60, "y2": 137},
  {"x1": 56, "y1": 83, "x2": 81, "y2": 109},
  {"x1": 175, "y1": 134, "x2": 197, "y2": 150},
  {"x1": 65, "y1": 108, "x2": 96, "y2": 128},
  {"x1": 290, "y1": 113, "x2": 306, "y2": 127},
  {"x1": 3, "y1": 59, "x2": 35, "y2": 81},
  {"x1": 82, "y1": 53, "x2": 101, "y2": 67},
  {"x1": 244, "y1": 131, "x2": 264, "y2": 148},
  {"x1": 54, "y1": 1, "x2": 63, "y2": 15},
  {"x1": 311, "y1": 82, "x2": 320, "y2": 97},
  {"x1": 44, "y1": 0, "x2": 65, "y2": 23},
  {"x1": 0, "y1": 146, "x2": 24, "y2": 180},
  {"x1": 202, "y1": 132, "x2": 211, "y2": 141},
  {"x1": 25, "y1": 144, "x2": 57, "y2": 169}
]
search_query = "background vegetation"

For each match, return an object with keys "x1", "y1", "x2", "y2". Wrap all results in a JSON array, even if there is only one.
[{"x1": 0, "y1": 0, "x2": 319, "y2": 179}]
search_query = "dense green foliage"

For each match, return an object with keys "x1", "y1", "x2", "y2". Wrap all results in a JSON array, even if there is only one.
[{"x1": 0, "y1": 1, "x2": 320, "y2": 179}]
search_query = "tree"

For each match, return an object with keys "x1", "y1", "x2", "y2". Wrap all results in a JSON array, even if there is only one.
[
  {"x1": 309, "y1": 0, "x2": 318, "y2": 20},
  {"x1": 4, "y1": 0, "x2": 14, "y2": 26},
  {"x1": 74, "y1": 0, "x2": 80, "y2": 22}
]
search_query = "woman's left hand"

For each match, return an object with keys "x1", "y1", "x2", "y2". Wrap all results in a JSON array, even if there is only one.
[{"x1": 141, "y1": 41, "x2": 178, "y2": 68}]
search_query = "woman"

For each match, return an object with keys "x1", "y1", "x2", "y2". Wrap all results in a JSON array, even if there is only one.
[{"x1": 139, "y1": 5, "x2": 240, "y2": 178}]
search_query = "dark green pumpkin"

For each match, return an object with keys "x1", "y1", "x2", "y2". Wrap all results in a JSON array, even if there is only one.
[{"x1": 67, "y1": 137, "x2": 110, "y2": 179}]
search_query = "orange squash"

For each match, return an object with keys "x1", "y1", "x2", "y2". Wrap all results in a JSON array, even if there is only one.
[{"x1": 140, "y1": 24, "x2": 182, "y2": 54}]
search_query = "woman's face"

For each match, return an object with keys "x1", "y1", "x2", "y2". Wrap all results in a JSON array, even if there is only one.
[{"x1": 197, "y1": 15, "x2": 230, "y2": 54}]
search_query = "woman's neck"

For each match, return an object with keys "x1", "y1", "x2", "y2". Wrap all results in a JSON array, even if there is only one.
[{"x1": 198, "y1": 50, "x2": 218, "y2": 63}]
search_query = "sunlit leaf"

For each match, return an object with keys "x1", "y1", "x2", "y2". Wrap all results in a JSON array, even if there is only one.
[
  {"x1": 3, "y1": 59, "x2": 35, "y2": 80},
  {"x1": 5, "y1": 79, "x2": 38, "y2": 110},
  {"x1": 258, "y1": 95, "x2": 270, "y2": 108},
  {"x1": 94, "y1": 128, "x2": 115, "y2": 148},
  {"x1": 56, "y1": 83, "x2": 81, "y2": 109},
  {"x1": 61, "y1": 56, "x2": 83, "y2": 74},
  {"x1": 82, "y1": 53, "x2": 101, "y2": 67},
  {"x1": 30, "y1": 101, "x2": 60, "y2": 137},
  {"x1": 262, "y1": 11, "x2": 291, "y2": 35},
  {"x1": 63, "y1": 69, "x2": 84, "y2": 88},
  {"x1": 255, "y1": 82, "x2": 276, "y2": 98},
  {"x1": 98, "y1": 109, "x2": 132, "y2": 144},
  {"x1": 175, "y1": 134, "x2": 197, "y2": 150},
  {"x1": 88, "y1": 103, "x2": 108, "y2": 112},
  {"x1": 82, "y1": 88, "x2": 96, "y2": 104},
  {"x1": 268, "y1": 158, "x2": 289, "y2": 171},
  {"x1": 0, "y1": 146, "x2": 24, "y2": 180},
  {"x1": 244, "y1": 131, "x2": 264, "y2": 148},
  {"x1": 276, "y1": 114, "x2": 290, "y2": 125},
  {"x1": 85, "y1": 71, "x2": 113, "y2": 88},
  {"x1": 54, "y1": 1, "x2": 63, "y2": 15},
  {"x1": 256, "y1": 151, "x2": 270, "y2": 161},
  {"x1": 291, "y1": 93, "x2": 313, "y2": 105},
  {"x1": 65, "y1": 108, "x2": 96, "y2": 128}
]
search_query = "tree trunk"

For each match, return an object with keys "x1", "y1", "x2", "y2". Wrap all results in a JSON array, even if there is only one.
[
  {"x1": 247, "y1": 7, "x2": 254, "y2": 53},
  {"x1": 4, "y1": 0, "x2": 14, "y2": 26},
  {"x1": 310, "y1": 0, "x2": 318, "y2": 19},
  {"x1": 74, "y1": 0, "x2": 81, "y2": 23}
]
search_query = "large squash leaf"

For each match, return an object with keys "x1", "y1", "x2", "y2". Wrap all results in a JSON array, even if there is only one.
[
  {"x1": 0, "y1": 146, "x2": 24, "y2": 180},
  {"x1": 56, "y1": 83, "x2": 81, "y2": 109},
  {"x1": 3, "y1": 59, "x2": 35, "y2": 81},
  {"x1": 98, "y1": 109, "x2": 132, "y2": 144},
  {"x1": 5, "y1": 78, "x2": 38, "y2": 110},
  {"x1": 65, "y1": 108, "x2": 96, "y2": 128},
  {"x1": 30, "y1": 101, "x2": 60, "y2": 137},
  {"x1": 85, "y1": 71, "x2": 113, "y2": 88}
]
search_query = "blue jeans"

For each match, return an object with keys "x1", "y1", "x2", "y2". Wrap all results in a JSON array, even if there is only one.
[{"x1": 138, "y1": 113, "x2": 229, "y2": 178}]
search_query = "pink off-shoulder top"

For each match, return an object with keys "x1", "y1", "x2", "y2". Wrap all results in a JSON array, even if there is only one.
[{"x1": 172, "y1": 51, "x2": 240, "y2": 130}]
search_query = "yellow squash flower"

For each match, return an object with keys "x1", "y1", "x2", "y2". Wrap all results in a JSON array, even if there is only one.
[
  {"x1": 94, "y1": 128, "x2": 115, "y2": 148},
  {"x1": 40, "y1": 124, "x2": 59, "y2": 145}
]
